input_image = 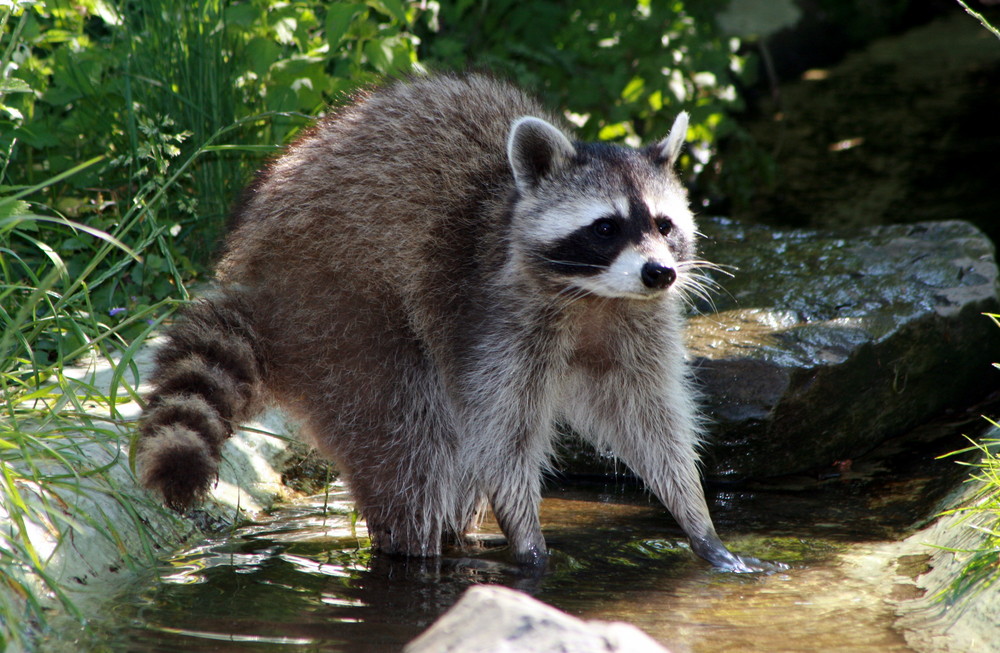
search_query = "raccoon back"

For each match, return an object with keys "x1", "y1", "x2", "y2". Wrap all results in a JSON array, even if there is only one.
[{"x1": 217, "y1": 74, "x2": 560, "y2": 297}]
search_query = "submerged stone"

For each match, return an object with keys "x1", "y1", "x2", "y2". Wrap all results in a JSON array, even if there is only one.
[{"x1": 689, "y1": 218, "x2": 999, "y2": 478}]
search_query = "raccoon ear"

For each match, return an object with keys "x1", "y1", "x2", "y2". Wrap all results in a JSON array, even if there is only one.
[
  {"x1": 652, "y1": 111, "x2": 689, "y2": 168},
  {"x1": 507, "y1": 117, "x2": 576, "y2": 192}
]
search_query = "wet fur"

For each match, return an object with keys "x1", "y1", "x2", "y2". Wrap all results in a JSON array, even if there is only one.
[{"x1": 135, "y1": 73, "x2": 746, "y2": 568}]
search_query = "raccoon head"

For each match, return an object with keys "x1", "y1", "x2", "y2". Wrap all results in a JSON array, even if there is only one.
[{"x1": 507, "y1": 112, "x2": 697, "y2": 301}]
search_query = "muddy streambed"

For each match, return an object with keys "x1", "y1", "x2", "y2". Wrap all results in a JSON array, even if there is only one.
[{"x1": 66, "y1": 400, "x2": 994, "y2": 652}]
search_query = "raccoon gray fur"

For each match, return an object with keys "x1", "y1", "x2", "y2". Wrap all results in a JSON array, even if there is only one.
[{"x1": 135, "y1": 73, "x2": 764, "y2": 571}]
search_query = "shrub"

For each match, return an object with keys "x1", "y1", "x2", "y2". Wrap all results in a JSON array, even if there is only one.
[{"x1": 418, "y1": 0, "x2": 748, "y2": 176}]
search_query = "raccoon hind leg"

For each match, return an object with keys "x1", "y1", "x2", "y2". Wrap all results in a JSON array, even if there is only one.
[
  {"x1": 313, "y1": 360, "x2": 462, "y2": 558},
  {"x1": 441, "y1": 482, "x2": 488, "y2": 551},
  {"x1": 337, "y1": 432, "x2": 460, "y2": 558}
]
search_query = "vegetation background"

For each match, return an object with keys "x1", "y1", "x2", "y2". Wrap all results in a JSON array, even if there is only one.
[{"x1": 1, "y1": 0, "x2": 997, "y2": 649}]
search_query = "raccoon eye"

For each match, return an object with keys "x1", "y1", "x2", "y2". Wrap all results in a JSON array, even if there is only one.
[
  {"x1": 591, "y1": 218, "x2": 619, "y2": 239},
  {"x1": 656, "y1": 218, "x2": 674, "y2": 236}
]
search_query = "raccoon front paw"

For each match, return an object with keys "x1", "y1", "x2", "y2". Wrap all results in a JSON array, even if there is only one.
[
  {"x1": 512, "y1": 542, "x2": 548, "y2": 569},
  {"x1": 716, "y1": 552, "x2": 789, "y2": 574},
  {"x1": 690, "y1": 533, "x2": 787, "y2": 573}
]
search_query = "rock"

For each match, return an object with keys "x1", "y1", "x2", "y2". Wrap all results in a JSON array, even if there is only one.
[
  {"x1": 404, "y1": 585, "x2": 669, "y2": 653},
  {"x1": 690, "y1": 218, "x2": 1000, "y2": 478},
  {"x1": 891, "y1": 433, "x2": 1000, "y2": 653}
]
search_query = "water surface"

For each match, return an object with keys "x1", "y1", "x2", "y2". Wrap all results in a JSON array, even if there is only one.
[{"x1": 77, "y1": 402, "x2": 993, "y2": 652}]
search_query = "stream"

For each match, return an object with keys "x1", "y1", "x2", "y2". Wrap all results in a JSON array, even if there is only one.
[{"x1": 63, "y1": 396, "x2": 995, "y2": 652}]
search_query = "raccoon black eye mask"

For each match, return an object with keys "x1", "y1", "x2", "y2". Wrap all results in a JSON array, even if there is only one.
[{"x1": 135, "y1": 73, "x2": 779, "y2": 573}]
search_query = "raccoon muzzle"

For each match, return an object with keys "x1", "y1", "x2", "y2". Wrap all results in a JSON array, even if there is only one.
[{"x1": 135, "y1": 295, "x2": 265, "y2": 511}]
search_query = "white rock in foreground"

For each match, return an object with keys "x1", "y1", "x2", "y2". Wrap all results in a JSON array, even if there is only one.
[{"x1": 405, "y1": 585, "x2": 670, "y2": 653}]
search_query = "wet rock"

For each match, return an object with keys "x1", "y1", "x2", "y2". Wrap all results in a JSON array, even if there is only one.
[
  {"x1": 404, "y1": 584, "x2": 669, "y2": 653},
  {"x1": 689, "y1": 218, "x2": 999, "y2": 478},
  {"x1": 890, "y1": 435, "x2": 1000, "y2": 653}
]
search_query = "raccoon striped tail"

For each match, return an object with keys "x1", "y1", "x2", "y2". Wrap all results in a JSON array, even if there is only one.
[{"x1": 135, "y1": 293, "x2": 265, "y2": 511}]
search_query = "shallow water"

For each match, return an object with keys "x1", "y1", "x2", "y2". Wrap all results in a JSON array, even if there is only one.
[{"x1": 75, "y1": 401, "x2": 993, "y2": 652}]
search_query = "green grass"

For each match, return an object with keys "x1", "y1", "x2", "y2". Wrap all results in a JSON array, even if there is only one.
[
  {"x1": 935, "y1": 421, "x2": 1000, "y2": 605},
  {"x1": 932, "y1": 313, "x2": 1000, "y2": 606},
  {"x1": 0, "y1": 107, "x2": 304, "y2": 648},
  {"x1": 1, "y1": 148, "x2": 183, "y2": 651},
  {"x1": 2, "y1": 14, "x2": 256, "y2": 643}
]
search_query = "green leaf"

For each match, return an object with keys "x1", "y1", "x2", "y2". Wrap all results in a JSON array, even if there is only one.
[
  {"x1": 0, "y1": 213, "x2": 141, "y2": 263},
  {"x1": 621, "y1": 76, "x2": 645, "y2": 103},
  {"x1": 1, "y1": 156, "x2": 104, "y2": 204},
  {"x1": 0, "y1": 199, "x2": 31, "y2": 224},
  {"x1": 364, "y1": 38, "x2": 394, "y2": 74},
  {"x1": 598, "y1": 122, "x2": 629, "y2": 141},
  {"x1": 1, "y1": 104, "x2": 24, "y2": 121},
  {"x1": 91, "y1": 0, "x2": 122, "y2": 26},
  {"x1": 272, "y1": 15, "x2": 298, "y2": 46},
  {"x1": 223, "y1": 3, "x2": 258, "y2": 29},
  {"x1": 0, "y1": 78, "x2": 32, "y2": 94},
  {"x1": 246, "y1": 36, "x2": 282, "y2": 78},
  {"x1": 326, "y1": 3, "x2": 364, "y2": 48},
  {"x1": 368, "y1": 0, "x2": 407, "y2": 24}
]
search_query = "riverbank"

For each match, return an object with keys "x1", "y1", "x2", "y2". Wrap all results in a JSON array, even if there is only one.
[
  {"x1": 15, "y1": 362, "x2": 998, "y2": 651},
  {"x1": 894, "y1": 448, "x2": 1000, "y2": 653},
  {"x1": 1, "y1": 344, "x2": 298, "y2": 651}
]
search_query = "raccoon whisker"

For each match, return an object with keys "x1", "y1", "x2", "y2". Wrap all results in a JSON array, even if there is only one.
[
  {"x1": 677, "y1": 273, "x2": 715, "y2": 292},
  {"x1": 557, "y1": 283, "x2": 589, "y2": 297},
  {"x1": 677, "y1": 288, "x2": 719, "y2": 315},
  {"x1": 674, "y1": 273, "x2": 730, "y2": 315},
  {"x1": 675, "y1": 273, "x2": 718, "y2": 302},
  {"x1": 675, "y1": 269, "x2": 724, "y2": 295},
  {"x1": 554, "y1": 284, "x2": 593, "y2": 308},
  {"x1": 678, "y1": 259, "x2": 735, "y2": 277},
  {"x1": 536, "y1": 256, "x2": 610, "y2": 271},
  {"x1": 698, "y1": 271, "x2": 737, "y2": 304},
  {"x1": 690, "y1": 271, "x2": 724, "y2": 292},
  {"x1": 686, "y1": 275, "x2": 726, "y2": 297},
  {"x1": 676, "y1": 260, "x2": 737, "y2": 308},
  {"x1": 676, "y1": 279, "x2": 713, "y2": 303}
]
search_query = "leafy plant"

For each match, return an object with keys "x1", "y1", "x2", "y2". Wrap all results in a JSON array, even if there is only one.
[
  {"x1": 2, "y1": 0, "x2": 423, "y2": 309},
  {"x1": 418, "y1": 0, "x2": 750, "y2": 176},
  {"x1": 935, "y1": 427, "x2": 1000, "y2": 604}
]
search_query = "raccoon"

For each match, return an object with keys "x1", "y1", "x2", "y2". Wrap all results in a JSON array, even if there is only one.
[{"x1": 135, "y1": 73, "x2": 765, "y2": 572}]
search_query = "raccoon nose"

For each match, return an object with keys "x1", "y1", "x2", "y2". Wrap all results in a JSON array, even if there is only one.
[{"x1": 640, "y1": 262, "x2": 676, "y2": 289}]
